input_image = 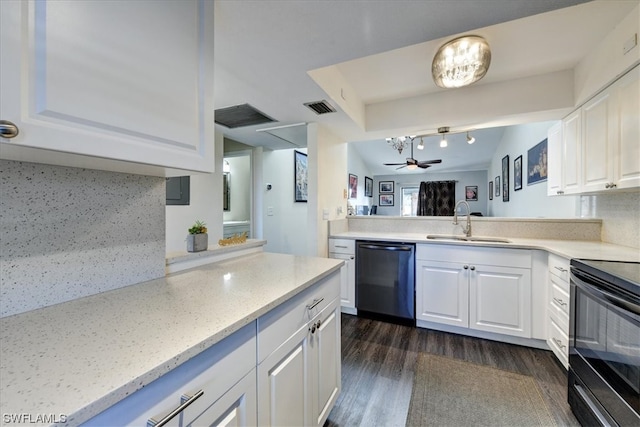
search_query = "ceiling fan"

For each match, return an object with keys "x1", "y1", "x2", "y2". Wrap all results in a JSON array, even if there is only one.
[{"x1": 383, "y1": 138, "x2": 442, "y2": 170}]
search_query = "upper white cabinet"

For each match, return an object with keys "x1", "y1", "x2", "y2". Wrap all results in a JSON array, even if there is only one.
[
  {"x1": 0, "y1": 0, "x2": 215, "y2": 176},
  {"x1": 549, "y1": 65, "x2": 639, "y2": 195}
]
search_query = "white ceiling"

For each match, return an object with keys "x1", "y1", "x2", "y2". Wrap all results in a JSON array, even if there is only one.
[{"x1": 214, "y1": 0, "x2": 637, "y2": 173}]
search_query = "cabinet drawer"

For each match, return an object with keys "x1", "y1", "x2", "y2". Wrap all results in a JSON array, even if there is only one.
[
  {"x1": 547, "y1": 313, "x2": 569, "y2": 369},
  {"x1": 548, "y1": 253, "x2": 570, "y2": 282},
  {"x1": 329, "y1": 239, "x2": 355, "y2": 254},
  {"x1": 257, "y1": 271, "x2": 340, "y2": 364},
  {"x1": 416, "y1": 244, "x2": 531, "y2": 268},
  {"x1": 549, "y1": 275, "x2": 570, "y2": 317}
]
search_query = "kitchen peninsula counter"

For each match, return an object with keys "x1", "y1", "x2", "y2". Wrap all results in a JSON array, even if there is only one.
[
  {"x1": 330, "y1": 231, "x2": 640, "y2": 262},
  {"x1": 0, "y1": 252, "x2": 342, "y2": 426}
]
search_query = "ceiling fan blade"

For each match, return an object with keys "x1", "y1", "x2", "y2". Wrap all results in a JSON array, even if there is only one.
[
  {"x1": 384, "y1": 162, "x2": 405, "y2": 166},
  {"x1": 418, "y1": 164, "x2": 432, "y2": 169},
  {"x1": 417, "y1": 159, "x2": 442, "y2": 166},
  {"x1": 395, "y1": 165, "x2": 407, "y2": 170}
]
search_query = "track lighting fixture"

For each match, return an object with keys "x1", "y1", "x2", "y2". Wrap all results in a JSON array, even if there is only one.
[
  {"x1": 440, "y1": 134, "x2": 448, "y2": 148},
  {"x1": 466, "y1": 132, "x2": 475, "y2": 144},
  {"x1": 417, "y1": 137, "x2": 424, "y2": 150}
]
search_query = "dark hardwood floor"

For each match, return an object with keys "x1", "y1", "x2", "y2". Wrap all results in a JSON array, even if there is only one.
[{"x1": 326, "y1": 314, "x2": 580, "y2": 427}]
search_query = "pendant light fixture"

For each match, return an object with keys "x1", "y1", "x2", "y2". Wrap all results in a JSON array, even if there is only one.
[
  {"x1": 417, "y1": 137, "x2": 424, "y2": 150},
  {"x1": 438, "y1": 127, "x2": 449, "y2": 148},
  {"x1": 466, "y1": 132, "x2": 475, "y2": 144},
  {"x1": 432, "y1": 35, "x2": 491, "y2": 89},
  {"x1": 386, "y1": 135, "x2": 416, "y2": 154}
]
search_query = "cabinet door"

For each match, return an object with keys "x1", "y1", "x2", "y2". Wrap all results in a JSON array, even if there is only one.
[
  {"x1": 469, "y1": 265, "x2": 532, "y2": 338},
  {"x1": 185, "y1": 369, "x2": 257, "y2": 427},
  {"x1": 613, "y1": 65, "x2": 640, "y2": 190},
  {"x1": 562, "y1": 110, "x2": 582, "y2": 194},
  {"x1": 582, "y1": 90, "x2": 614, "y2": 192},
  {"x1": 257, "y1": 326, "x2": 309, "y2": 427},
  {"x1": 416, "y1": 260, "x2": 469, "y2": 328},
  {"x1": 547, "y1": 122, "x2": 563, "y2": 196},
  {"x1": 331, "y1": 253, "x2": 355, "y2": 309},
  {"x1": 310, "y1": 300, "x2": 341, "y2": 427},
  {"x1": 0, "y1": 0, "x2": 214, "y2": 176}
]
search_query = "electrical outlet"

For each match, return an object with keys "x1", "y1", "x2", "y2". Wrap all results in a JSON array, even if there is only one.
[
  {"x1": 267, "y1": 206, "x2": 274, "y2": 216},
  {"x1": 322, "y1": 209, "x2": 329, "y2": 220}
]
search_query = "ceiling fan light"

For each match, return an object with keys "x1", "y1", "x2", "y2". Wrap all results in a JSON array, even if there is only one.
[
  {"x1": 407, "y1": 163, "x2": 418, "y2": 170},
  {"x1": 466, "y1": 132, "x2": 475, "y2": 144},
  {"x1": 432, "y1": 35, "x2": 491, "y2": 89}
]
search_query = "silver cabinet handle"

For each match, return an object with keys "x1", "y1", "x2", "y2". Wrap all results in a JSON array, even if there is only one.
[
  {"x1": 554, "y1": 266, "x2": 567, "y2": 273},
  {"x1": 470, "y1": 266, "x2": 475, "y2": 271},
  {"x1": 306, "y1": 297, "x2": 324, "y2": 310},
  {"x1": 349, "y1": 256, "x2": 354, "y2": 260},
  {"x1": 0, "y1": 120, "x2": 19, "y2": 139},
  {"x1": 552, "y1": 338, "x2": 566, "y2": 350},
  {"x1": 463, "y1": 265, "x2": 469, "y2": 270},
  {"x1": 309, "y1": 319, "x2": 322, "y2": 334},
  {"x1": 553, "y1": 297, "x2": 567, "y2": 307},
  {"x1": 556, "y1": 190, "x2": 564, "y2": 195},
  {"x1": 147, "y1": 389, "x2": 204, "y2": 427},
  {"x1": 335, "y1": 245, "x2": 348, "y2": 248}
]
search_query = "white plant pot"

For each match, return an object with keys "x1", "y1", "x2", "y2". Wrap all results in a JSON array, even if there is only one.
[{"x1": 187, "y1": 233, "x2": 208, "y2": 252}]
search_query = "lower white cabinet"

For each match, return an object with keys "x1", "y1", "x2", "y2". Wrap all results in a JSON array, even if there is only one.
[
  {"x1": 257, "y1": 278, "x2": 341, "y2": 427},
  {"x1": 416, "y1": 244, "x2": 532, "y2": 339},
  {"x1": 328, "y1": 238, "x2": 356, "y2": 314},
  {"x1": 546, "y1": 253, "x2": 571, "y2": 368}
]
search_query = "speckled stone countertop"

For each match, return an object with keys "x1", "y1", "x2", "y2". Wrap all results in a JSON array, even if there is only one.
[
  {"x1": 330, "y1": 231, "x2": 640, "y2": 262},
  {"x1": 0, "y1": 252, "x2": 343, "y2": 426}
]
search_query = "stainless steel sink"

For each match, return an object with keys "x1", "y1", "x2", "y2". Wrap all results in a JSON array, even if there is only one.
[{"x1": 426, "y1": 235, "x2": 511, "y2": 244}]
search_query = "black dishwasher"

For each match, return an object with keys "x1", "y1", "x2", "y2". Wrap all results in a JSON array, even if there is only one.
[{"x1": 356, "y1": 241, "x2": 415, "y2": 325}]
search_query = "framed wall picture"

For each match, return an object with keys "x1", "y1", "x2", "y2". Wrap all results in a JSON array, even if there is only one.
[
  {"x1": 465, "y1": 185, "x2": 478, "y2": 201},
  {"x1": 365, "y1": 176, "x2": 373, "y2": 197},
  {"x1": 379, "y1": 194, "x2": 394, "y2": 206},
  {"x1": 489, "y1": 181, "x2": 493, "y2": 200},
  {"x1": 502, "y1": 155, "x2": 510, "y2": 202},
  {"x1": 495, "y1": 176, "x2": 500, "y2": 197},
  {"x1": 514, "y1": 155, "x2": 523, "y2": 191},
  {"x1": 379, "y1": 181, "x2": 394, "y2": 193},
  {"x1": 349, "y1": 173, "x2": 358, "y2": 199},
  {"x1": 294, "y1": 150, "x2": 308, "y2": 202},
  {"x1": 527, "y1": 138, "x2": 548, "y2": 185}
]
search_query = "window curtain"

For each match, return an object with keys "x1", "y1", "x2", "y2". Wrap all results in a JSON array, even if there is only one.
[{"x1": 417, "y1": 181, "x2": 456, "y2": 216}]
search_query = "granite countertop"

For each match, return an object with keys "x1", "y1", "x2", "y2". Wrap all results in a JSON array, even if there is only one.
[
  {"x1": 0, "y1": 252, "x2": 343, "y2": 426},
  {"x1": 330, "y1": 231, "x2": 640, "y2": 262}
]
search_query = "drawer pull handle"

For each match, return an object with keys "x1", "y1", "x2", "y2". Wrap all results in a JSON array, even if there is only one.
[
  {"x1": 306, "y1": 297, "x2": 324, "y2": 310},
  {"x1": 554, "y1": 266, "x2": 567, "y2": 273},
  {"x1": 148, "y1": 389, "x2": 204, "y2": 427},
  {"x1": 335, "y1": 245, "x2": 348, "y2": 248},
  {"x1": 552, "y1": 338, "x2": 566, "y2": 350},
  {"x1": 553, "y1": 297, "x2": 567, "y2": 307}
]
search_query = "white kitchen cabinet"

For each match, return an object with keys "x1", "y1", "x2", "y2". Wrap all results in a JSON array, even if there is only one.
[
  {"x1": 416, "y1": 244, "x2": 532, "y2": 339},
  {"x1": 82, "y1": 323, "x2": 257, "y2": 427},
  {"x1": 328, "y1": 238, "x2": 356, "y2": 314},
  {"x1": 257, "y1": 280, "x2": 341, "y2": 427},
  {"x1": 0, "y1": 0, "x2": 215, "y2": 177},
  {"x1": 546, "y1": 122, "x2": 564, "y2": 196},
  {"x1": 546, "y1": 253, "x2": 570, "y2": 368},
  {"x1": 551, "y1": 65, "x2": 640, "y2": 195}
]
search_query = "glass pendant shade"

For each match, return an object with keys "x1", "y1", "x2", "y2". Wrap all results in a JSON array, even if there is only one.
[{"x1": 432, "y1": 35, "x2": 491, "y2": 88}]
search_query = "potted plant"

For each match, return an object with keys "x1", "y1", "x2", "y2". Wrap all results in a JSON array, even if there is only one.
[{"x1": 186, "y1": 220, "x2": 208, "y2": 252}]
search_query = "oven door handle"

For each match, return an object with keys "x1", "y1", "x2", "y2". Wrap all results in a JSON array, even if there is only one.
[{"x1": 574, "y1": 273, "x2": 640, "y2": 316}]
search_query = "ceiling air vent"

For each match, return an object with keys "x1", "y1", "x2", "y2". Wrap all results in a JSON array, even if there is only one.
[
  {"x1": 214, "y1": 103, "x2": 276, "y2": 128},
  {"x1": 304, "y1": 100, "x2": 336, "y2": 115}
]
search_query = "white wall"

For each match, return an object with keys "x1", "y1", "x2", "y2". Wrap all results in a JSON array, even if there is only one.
[
  {"x1": 166, "y1": 129, "x2": 224, "y2": 253},
  {"x1": 488, "y1": 121, "x2": 579, "y2": 218},
  {"x1": 223, "y1": 153, "x2": 251, "y2": 222},
  {"x1": 311, "y1": 124, "x2": 348, "y2": 257},
  {"x1": 372, "y1": 170, "x2": 488, "y2": 216},
  {"x1": 262, "y1": 148, "x2": 309, "y2": 255},
  {"x1": 347, "y1": 143, "x2": 374, "y2": 212}
]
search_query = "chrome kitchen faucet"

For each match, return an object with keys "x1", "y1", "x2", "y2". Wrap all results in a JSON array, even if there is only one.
[{"x1": 453, "y1": 200, "x2": 472, "y2": 237}]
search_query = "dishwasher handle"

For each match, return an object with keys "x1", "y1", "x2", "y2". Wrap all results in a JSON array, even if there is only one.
[{"x1": 358, "y1": 243, "x2": 414, "y2": 252}]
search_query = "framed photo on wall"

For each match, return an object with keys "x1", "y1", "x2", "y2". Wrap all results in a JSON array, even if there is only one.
[
  {"x1": 502, "y1": 155, "x2": 510, "y2": 202},
  {"x1": 365, "y1": 176, "x2": 373, "y2": 197},
  {"x1": 379, "y1": 194, "x2": 394, "y2": 206},
  {"x1": 489, "y1": 181, "x2": 493, "y2": 200},
  {"x1": 514, "y1": 155, "x2": 523, "y2": 191},
  {"x1": 294, "y1": 150, "x2": 308, "y2": 202},
  {"x1": 349, "y1": 173, "x2": 358, "y2": 199},
  {"x1": 465, "y1": 185, "x2": 478, "y2": 201},
  {"x1": 495, "y1": 176, "x2": 500, "y2": 197},
  {"x1": 379, "y1": 181, "x2": 394, "y2": 193},
  {"x1": 527, "y1": 138, "x2": 548, "y2": 185}
]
